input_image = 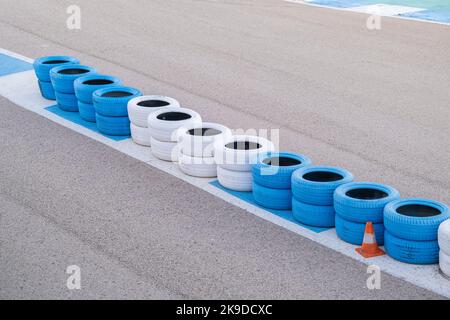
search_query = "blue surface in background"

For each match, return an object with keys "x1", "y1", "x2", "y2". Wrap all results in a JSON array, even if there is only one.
[
  {"x1": 209, "y1": 180, "x2": 331, "y2": 233},
  {"x1": 0, "y1": 53, "x2": 33, "y2": 76},
  {"x1": 45, "y1": 105, "x2": 130, "y2": 141},
  {"x1": 400, "y1": 10, "x2": 450, "y2": 23}
]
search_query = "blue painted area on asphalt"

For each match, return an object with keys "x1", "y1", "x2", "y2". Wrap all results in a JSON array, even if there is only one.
[
  {"x1": 209, "y1": 180, "x2": 331, "y2": 233},
  {"x1": 45, "y1": 105, "x2": 131, "y2": 141},
  {"x1": 0, "y1": 53, "x2": 33, "y2": 76},
  {"x1": 400, "y1": 10, "x2": 450, "y2": 23}
]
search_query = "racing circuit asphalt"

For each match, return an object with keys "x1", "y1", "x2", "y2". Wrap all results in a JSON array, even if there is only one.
[{"x1": 0, "y1": 0, "x2": 449, "y2": 299}]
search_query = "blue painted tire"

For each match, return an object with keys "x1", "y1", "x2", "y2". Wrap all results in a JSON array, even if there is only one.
[
  {"x1": 38, "y1": 80, "x2": 55, "y2": 100},
  {"x1": 384, "y1": 231, "x2": 439, "y2": 265},
  {"x1": 335, "y1": 214, "x2": 384, "y2": 245},
  {"x1": 334, "y1": 182, "x2": 400, "y2": 224},
  {"x1": 33, "y1": 55, "x2": 79, "y2": 82},
  {"x1": 78, "y1": 102, "x2": 96, "y2": 122},
  {"x1": 96, "y1": 113, "x2": 131, "y2": 136},
  {"x1": 384, "y1": 198, "x2": 449, "y2": 241},
  {"x1": 292, "y1": 197, "x2": 335, "y2": 227},
  {"x1": 252, "y1": 182, "x2": 292, "y2": 210},
  {"x1": 292, "y1": 166, "x2": 353, "y2": 206},
  {"x1": 93, "y1": 86, "x2": 142, "y2": 117},
  {"x1": 252, "y1": 152, "x2": 311, "y2": 189},
  {"x1": 55, "y1": 91, "x2": 78, "y2": 112},
  {"x1": 50, "y1": 65, "x2": 96, "y2": 94},
  {"x1": 74, "y1": 74, "x2": 122, "y2": 104}
]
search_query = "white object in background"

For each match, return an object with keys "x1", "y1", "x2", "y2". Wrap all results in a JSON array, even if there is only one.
[
  {"x1": 128, "y1": 95, "x2": 180, "y2": 128},
  {"x1": 438, "y1": 219, "x2": 450, "y2": 256},
  {"x1": 439, "y1": 251, "x2": 450, "y2": 278},
  {"x1": 148, "y1": 107, "x2": 202, "y2": 142}
]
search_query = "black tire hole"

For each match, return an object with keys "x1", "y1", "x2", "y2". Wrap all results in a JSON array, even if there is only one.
[
  {"x1": 346, "y1": 188, "x2": 388, "y2": 200},
  {"x1": 83, "y1": 79, "x2": 114, "y2": 85},
  {"x1": 226, "y1": 141, "x2": 262, "y2": 151},
  {"x1": 263, "y1": 156, "x2": 301, "y2": 167},
  {"x1": 58, "y1": 68, "x2": 90, "y2": 75},
  {"x1": 43, "y1": 60, "x2": 69, "y2": 64},
  {"x1": 188, "y1": 128, "x2": 222, "y2": 137},
  {"x1": 303, "y1": 171, "x2": 344, "y2": 182},
  {"x1": 157, "y1": 112, "x2": 191, "y2": 121},
  {"x1": 396, "y1": 204, "x2": 441, "y2": 217},
  {"x1": 101, "y1": 91, "x2": 134, "y2": 98},
  {"x1": 137, "y1": 100, "x2": 170, "y2": 108}
]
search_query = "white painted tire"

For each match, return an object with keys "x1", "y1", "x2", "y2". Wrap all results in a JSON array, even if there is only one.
[
  {"x1": 438, "y1": 220, "x2": 450, "y2": 256},
  {"x1": 178, "y1": 122, "x2": 232, "y2": 157},
  {"x1": 130, "y1": 123, "x2": 151, "y2": 147},
  {"x1": 128, "y1": 95, "x2": 180, "y2": 128},
  {"x1": 150, "y1": 137, "x2": 179, "y2": 162},
  {"x1": 178, "y1": 152, "x2": 217, "y2": 178},
  {"x1": 214, "y1": 135, "x2": 274, "y2": 172},
  {"x1": 439, "y1": 250, "x2": 450, "y2": 278},
  {"x1": 148, "y1": 107, "x2": 202, "y2": 142},
  {"x1": 217, "y1": 166, "x2": 253, "y2": 192}
]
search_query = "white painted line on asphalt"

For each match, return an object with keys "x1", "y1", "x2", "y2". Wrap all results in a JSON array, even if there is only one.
[
  {"x1": 348, "y1": 4, "x2": 424, "y2": 16},
  {"x1": 0, "y1": 49, "x2": 449, "y2": 298}
]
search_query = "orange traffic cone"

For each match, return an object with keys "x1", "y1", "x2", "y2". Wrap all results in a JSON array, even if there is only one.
[{"x1": 355, "y1": 222, "x2": 385, "y2": 258}]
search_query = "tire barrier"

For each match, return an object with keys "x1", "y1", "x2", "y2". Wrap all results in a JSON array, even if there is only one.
[
  {"x1": 291, "y1": 166, "x2": 353, "y2": 227},
  {"x1": 334, "y1": 182, "x2": 400, "y2": 224},
  {"x1": 148, "y1": 107, "x2": 202, "y2": 161},
  {"x1": 440, "y1": 251, "x2": 450, "y2": 279},
  {"x1": 128, "y1": 96, "x2": 180, "y2": 146},
  {"x1": 177, "y1": 122, "x2": 232, "y2": 178},
  {"x1": 33, "y1": 55, "x2": 79, "y2": 100},
  {"x1": 383, "y1": 198, "x2": 449, "y2": 264},
  {"x1": 50, "y1": 65, "x2": 96, "y2": 112},
  {"x1": 215, "y1": 135, "x2": 274, "y2": 191},
  {"x1": 74, "y1": 74, "x2": 122, "y2": 122},
  {"x1": 252, "y1": 152, "x2": 310, "y2": 210},
  {"x1": 93, "y1": 86, "x2": 142, "y2": 136},
  {"x1": 336, "y1": 214, "x2": 385, "y2": 245},
  {"x1": 439, "y1": 220, "x2": 450, "y2": 257}
]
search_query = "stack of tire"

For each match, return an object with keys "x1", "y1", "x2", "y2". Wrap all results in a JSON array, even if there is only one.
[
  {"x1": 50, "y1": 65, "x2": 96, "y2": 112},
  {"x1": 127, "y1": 96, "x2": 180, "y2": 147},
  {"x1": 334, "y1": 182, "x2": 400, "y2": 245},
  {"x1": 214, "y1": 135, "x2": 274, "y2": 191},
  {"x1": 291, "y1": 166, "x2": 353, "y2": 227},
  {"x1": 252, "y1": 152, "x2": 311, "y2": 210},
  {"x1": 74, "y1": 75, "x2": 122, "y2": 122},
  {"x1": 148, "y1": 107, "x2": 202, "y2": 161},
  {"x1": 384, "y1": 198, "x2": 449, "y2": 264},
  {"x1": 438, "y1": 220, "x2": 450, "y2": 277},
  {"x1": 92, "y1": 86, "x2": 142, "y2": 136},
  {"x1": 178, "y1": 123, "x2": 232, "y2": 177},
  {"x1": 33, "y1": 56, "x2": 80, "y2": 100}
]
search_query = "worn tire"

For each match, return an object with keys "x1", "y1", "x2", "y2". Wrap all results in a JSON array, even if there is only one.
[
  {"x1": 38, "y1": 80, "x2": 55, "y2": 100},
  {"x1": 438, "y1": 220, "x2": 450, "y2": 256},
  {"x1": 384, "y1": 198, "x2": 449, "y2": 242},
  {"x1": 151, "y1": 137, "x2": 179, "y2": 162},
  {"x1": 33, "y1": 55, "x2": 79, "y2": 82},
  {"x1": 292, "y1": 166, "x2": 353, "y2": 206},
  {"x1": 334, "y1": 182, "x2": 400, "y2": 224},
  {"x1": 178, "y1": 153, "x2": 217, "y2": 178},
  {"x1": 217, "y1": 166, "x2": 253, "y2": 192},
  {"x1": 93, "y1": 86, "x2": 142, "y2": 117},
  {"x1": 74, "y1": 74, "x2": 122, "y2": 104},
  {"x1": 253, "y1": 182, "x2": 292, "y2": 210},
  {"x1": 439, "y1": 251, "x2": 450, "y2": 278},
  {"x1": 335, "y1": 214, "x2": 384, "y2": 245},
  {"x1": 78, "y1": 102, "x2": 96, "y2": 122},
  {"x1": 95, "y1": 114, "x2": 131, "y2": 136},
  {"x1": 128, "y1": 95, "x2": 180, "y2": 128},
  {"x1": 148, "y1": 107, "x2": 202, "y2": 142},
  {"x1": 214, "y1": 135, "x2": 274, "y2": 172},
  {"x1": 292, "y1": 197, "x2": 335, "y2": 228},
  {"x1": 130, "y1": 123, "x2": 151, "y2": 147},
  {"x1": 50, "y1": 65, "x2": 96, "y2": 94},
  {"x1": 384, "y1": 231, "x2": 439, "y2": 265},
  {"x1": 179, "y1": 122, "x2": 232, "y2": 158},
  {"x1": 252, "y1": 152, "x2": 311, "y2": 190}
]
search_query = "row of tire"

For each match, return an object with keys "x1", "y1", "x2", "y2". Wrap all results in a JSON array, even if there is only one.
[{"x1": 33, "y1": 56, "x2": 450, "y2": 276}]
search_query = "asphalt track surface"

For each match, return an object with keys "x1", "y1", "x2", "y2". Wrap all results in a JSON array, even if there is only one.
[{"x1": 0, "y1": 0, "x2": 448, "y2": 299}]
